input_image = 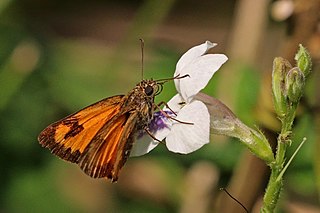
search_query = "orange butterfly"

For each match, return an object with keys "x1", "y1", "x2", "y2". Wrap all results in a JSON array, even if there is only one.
[{"x1": 38, "y1": 75, "x2": 187, "y2": 182}]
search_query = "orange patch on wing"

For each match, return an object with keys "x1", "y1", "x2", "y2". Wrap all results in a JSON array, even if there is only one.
[
  {"x1": 79, "y1": 114, "x2": 129, "y2": 178},
  {"x1": 38, "y1": 95, "x2": 124, "y2": 163}
]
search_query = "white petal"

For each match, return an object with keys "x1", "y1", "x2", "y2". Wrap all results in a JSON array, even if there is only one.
[
  {"x1": 131, "y1": 134, "x2": 159, "y2": 157},
  {"x1": 175, "y1": 41, "x2": 216, "y2": 74},
  {"x1": 153, "y1": 122, "x2": 172, "y2": 142},
  {"x1": 165, "y1": 100, "x2": 210, "y2": 154},
  {"x1": 178, "y1": 54, "x2": 228, "y2": 102},
  {"x1": 175, "y1": 41, "x2": 216, "y2": 94}
]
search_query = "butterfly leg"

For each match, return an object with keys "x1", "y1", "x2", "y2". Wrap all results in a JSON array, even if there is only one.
[
  {"x1": 144, "y1": 127, "x2": 166, "y2": 145},
  {"x1": 156, "y1": 101, "x2": 177, "y2": 116},
  {"x1": 154, "y1": 103, "x2": 193, "y2": 125}
]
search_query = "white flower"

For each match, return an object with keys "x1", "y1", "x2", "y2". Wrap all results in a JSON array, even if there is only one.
[{"x1": 131, "y1": 41, "x2": 228, "y2": 156}]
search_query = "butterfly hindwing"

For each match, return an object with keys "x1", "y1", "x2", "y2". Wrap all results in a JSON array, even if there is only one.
[{"x1": 78, "y1": 111, "x2": 138, "y2": 181}]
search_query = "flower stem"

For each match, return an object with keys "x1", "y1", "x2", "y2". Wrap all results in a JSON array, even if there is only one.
[{"x1": 261, "y1": 103, "x2": 297, "y2": 212}]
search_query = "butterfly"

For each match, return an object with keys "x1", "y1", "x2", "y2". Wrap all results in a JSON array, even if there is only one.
[{"x1": 38, "y1": 75, "x2": 188, "y2": 182}]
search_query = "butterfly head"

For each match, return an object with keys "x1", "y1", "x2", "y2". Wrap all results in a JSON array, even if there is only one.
[
  {"x1": 138, "y1": 79, "x2": 163, "y2": 98},
  {"x1": 137, "y1": 74, "x2": 190, "y2": 99}
]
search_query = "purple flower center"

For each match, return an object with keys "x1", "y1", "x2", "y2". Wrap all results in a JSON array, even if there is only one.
[{"x1": 137, "y1": 110, "x2": 175, "y2": 138}]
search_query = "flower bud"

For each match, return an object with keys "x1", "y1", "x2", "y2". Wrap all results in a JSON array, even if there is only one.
[
  {"x1": 271, "y1": 57, "x2": 292, "y2": 118},
  {"x1": 295, "y1": 44, "x2": 312, "y2": 77},
  {"x1": 285, "y1": 67, "x2": 305, "y2": 103}
]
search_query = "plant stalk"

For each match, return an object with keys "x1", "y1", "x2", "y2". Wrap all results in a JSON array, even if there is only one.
[{"x1": 261, "y1": 104, "x2": 297, "y2": 212}]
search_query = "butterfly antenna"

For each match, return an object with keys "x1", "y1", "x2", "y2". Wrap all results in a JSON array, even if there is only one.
[
  {"x1": 140, "y1": 38, "x2": 145, "y2": 80},
  {"x1": 156, "y1": 74, "x2": 190, "y2": 84}
]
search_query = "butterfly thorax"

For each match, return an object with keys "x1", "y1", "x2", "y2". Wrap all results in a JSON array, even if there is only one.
[{"x1": 121, "y1": 79, "x2": 159, "y2": 129}]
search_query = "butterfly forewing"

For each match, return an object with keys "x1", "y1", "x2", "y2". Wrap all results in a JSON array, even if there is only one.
[{"x1": 38, "y1": 95, "x2": 124, "y2": 168}]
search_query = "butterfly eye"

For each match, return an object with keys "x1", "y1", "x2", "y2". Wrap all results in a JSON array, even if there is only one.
[{"x1": 144, "y1": 85, "x2": 154, "y2": 96}]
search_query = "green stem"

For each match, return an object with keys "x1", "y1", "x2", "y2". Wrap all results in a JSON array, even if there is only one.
[
  {"x1": 261, "y1": 163, "x2": 283, "y2": 213},
  {"x1": 261, "y1": 104, "x2": 297, "y2": 212},
  {"x1": 261, "y1": 136, "x2": 285, "y2": 212}
]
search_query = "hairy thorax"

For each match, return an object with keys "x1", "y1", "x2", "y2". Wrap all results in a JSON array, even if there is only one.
[{"x1": 122, "y1": 79, "x2": 159, "y2": 130}]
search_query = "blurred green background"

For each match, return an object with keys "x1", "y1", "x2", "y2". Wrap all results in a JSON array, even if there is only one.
[{"x1": 0, "y1": 0, "x2": 319, "y2": 212}]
